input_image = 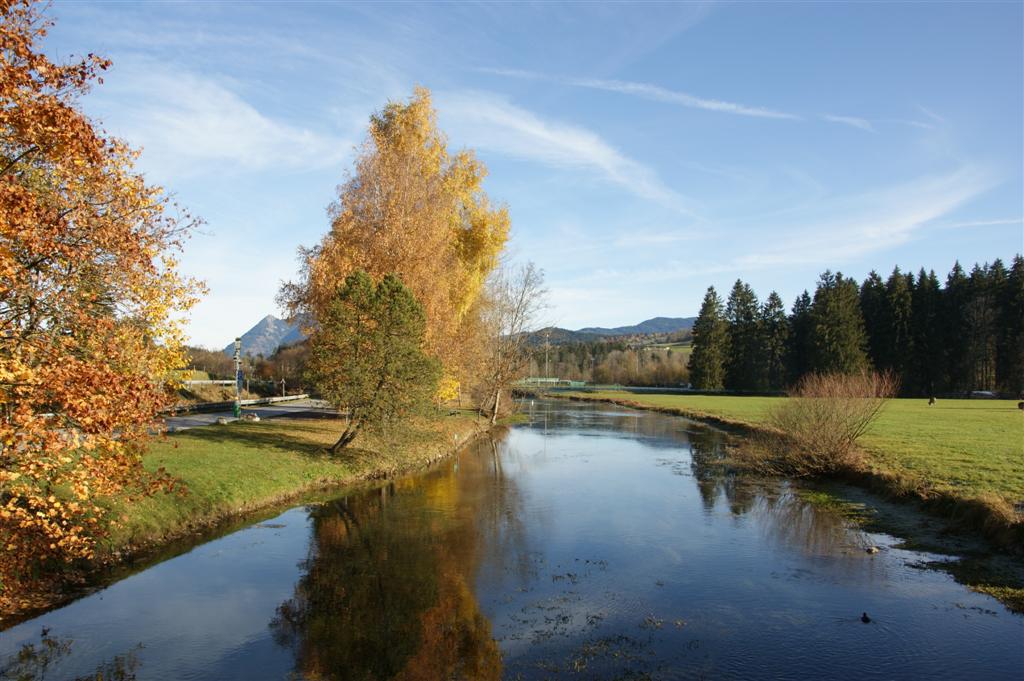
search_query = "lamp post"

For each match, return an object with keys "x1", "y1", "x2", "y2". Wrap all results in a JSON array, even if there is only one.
[{"x1": 233, "y1": 337, "x2": 242, "y2": 418}]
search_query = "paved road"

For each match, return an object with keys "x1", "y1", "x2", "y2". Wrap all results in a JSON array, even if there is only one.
[{"x1": 164, "y1": 399, "x2": 337, "y2": 432}]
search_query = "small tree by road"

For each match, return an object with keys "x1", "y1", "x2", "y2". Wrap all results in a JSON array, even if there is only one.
[{"x1": 306, "y1": 271, "x2": 440, "y2": 452}]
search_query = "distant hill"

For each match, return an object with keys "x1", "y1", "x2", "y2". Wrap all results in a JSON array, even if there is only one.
[
  {"x1": 524, "y1": 326, "x2": 601, "y2": 346},
  {"x1": 524, "y1": 317, "x2": 696, "y2": 346},
  {"x1": 223, "y1": 315, "x2": 304, "y2": 357},
  {"x1": 577, "y1": 316, "x2": 695, "y2": 337},
  {"x1": 226, "y1": 314, "x2": 693, "y2": 355}
]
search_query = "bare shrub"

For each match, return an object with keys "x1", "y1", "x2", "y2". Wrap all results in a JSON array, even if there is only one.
[{"x1": 760, "y1": 371, "x2": 899, "y2": 476}]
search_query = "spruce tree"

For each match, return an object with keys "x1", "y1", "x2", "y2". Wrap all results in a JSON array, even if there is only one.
[
  {"x1": 965, "y1": 263, "x2": 999, "y2": 389},
  {"x1": 884, "y1": 267, "x2": 914, "y2": 387},
  {"x1": 809, "y1": 271, "x2": 870, "y2": 374},
  {"x1": 910, "y1": 268, "x2": 943, "y2": 396},
  {"x1": 997, "y1": 255, "x2": 1024, "y2": 395},
  {"x1": 761, "y1": 291, "x2": 790, "y2": 390},
  {"x1": 786, "y1": 291, "x2": 813, "y2": 383},
  {"x1": 724, "y1": 279, "x2": 765, "y2": 391},
  {"x1": 688, "y1": 286, "x2": 729, "y2": 390},
  {"x1": 944, "y1": 261, "x2": 971, "y2": 391},
  {"x1": 859, "y1": 271, "x2": 887, "y2": 369}
]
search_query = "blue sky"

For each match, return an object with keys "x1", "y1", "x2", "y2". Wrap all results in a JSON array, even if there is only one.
[{"x1": 48, "y1": 1, "x2": 1023, "y2": 348}]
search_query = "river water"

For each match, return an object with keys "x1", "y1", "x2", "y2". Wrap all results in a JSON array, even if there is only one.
[{"x1": 2, "y1": 400, "x2": 1021, "y2": 680}]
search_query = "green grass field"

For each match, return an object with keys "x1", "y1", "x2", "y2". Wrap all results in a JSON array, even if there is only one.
[
  {"x1": 105, "y1": 412, "x2": 484, "y2": 551},
  {"x1": 563, "y1": 391, "x2": 1024, "y2": 505}
]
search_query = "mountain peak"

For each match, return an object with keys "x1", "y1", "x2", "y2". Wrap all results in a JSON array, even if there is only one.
[{"x1": 224, "y1": 315, "x2": 304, "y2": 357}]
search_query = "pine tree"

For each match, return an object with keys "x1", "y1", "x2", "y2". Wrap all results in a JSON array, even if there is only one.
[
  {"x1": 786, "y1": 291, "x2": 813, "y2": 383},
  {"x1": 859, "y1": 271, "x2": 887, "y2": 369},
  {"x1": 997, "y1": 255, "x2": 1024, "y2": 395},
  {"x1": 965, "y1": 263, "x2": 999, "y2": 390},
  {"x1": 688, "y1": 286, "x2": 729, "y2": 390},
  {"x1": 809, "y1": 271, "x2": 870, "y2": 374},
  {"x1": 761, "y1": 291, "x2": 790, "y2": 390},
  {"x1": 910, "y1": 268, "x2": 943, "y2": 396},
  {"x1": 884, "y1": 267, "x2": 914, "y2": 387},
  {"x1": 724, "y1": 280, "x2": 765, "y2": 391},
  {"x1": 944, "y1": 261, "x2": 971, "y2": 391},
  {"x1": 306, "y1": 271, "x2": 442, "y2": 451}
]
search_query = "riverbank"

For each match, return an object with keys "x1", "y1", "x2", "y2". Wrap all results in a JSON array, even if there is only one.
[
  {"x1": 3, "y1": 409, "x2": 493, "y2": 624},
  {"x1": 553, "y1": 391, "x2": 1023, "y2": 550}
]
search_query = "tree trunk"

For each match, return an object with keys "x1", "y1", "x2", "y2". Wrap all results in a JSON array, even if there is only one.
[
  {"x1": 490, "y1": 388, "x2": 500, "y2": 425},
  {"x1": 330, "y1": 421, "x2": 360, "y2": 453}
]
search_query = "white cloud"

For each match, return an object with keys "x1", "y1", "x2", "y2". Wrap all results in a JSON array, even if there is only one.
[
  {"x1": 822, "y1": 114, "x2": 876, "y2": 133},
  {"x1": 89, "y1": 61, "x2": 353, "y2": 179},
  {"x1": 572, "y1": 77, "x2": 800, "y2": 120},
  {"x1": 934, "y1": 217, "x2": 1022, "y2": 230},
  {"x1": 478, "y1": 68, "x2": 800, "y2": 120},
  {"x1": 612, "y1": 229, "x2": 704, "y2": 247},
  {"x1": 557, "y1": 165, "x2": 996, "y2": 286},
  {"x1": 437, "y1": 90, "x2": 696, "y2": 213},
  {"x1": 724, "y1": 165, "x2": 996, "y2": 269}
]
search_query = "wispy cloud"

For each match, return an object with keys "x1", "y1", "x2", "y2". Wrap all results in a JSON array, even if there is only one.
[
  {"x1": 477, "y1": 67, "x2": 800, "y2": 120},
  {"x1": 934, "y1": 217, "x2": 1022, "y2": 230},
  {"x1": 917, "y1": 105, "x2": 947, "y2": 125},
  {"x1": 90, "y1": 61, "x2": 352, "y2": 179},
  {"x1": 612, "y1": 229, "x2": 704, "y2": 247},
  {"x1": 558, "y1": 165, "x2": 996, "y2": 286},
  {"x1": 437, "y1": 90, "x2": 696, "y2": 214},
  {"x1": 730, "y1": 165, "x2": 995, "y2": 267},
  {"x1": 822, "y1": 114, "x2": 876, "y2": 133}
]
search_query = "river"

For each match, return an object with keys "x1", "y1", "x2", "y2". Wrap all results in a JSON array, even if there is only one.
[{"x1": 2, "y1": 399, "x2": 1021, "y2": 680}]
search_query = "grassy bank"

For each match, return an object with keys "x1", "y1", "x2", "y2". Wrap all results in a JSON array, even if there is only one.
[
  {"x1": 106, "y1": 410, "x2": 488, "y2": 553},
  {"x1": 559, "y1": 391, "x2": 1023, "y2": 547},
  {"x1": 3, "y1": 410, "x2": 489, "y2": 624}
]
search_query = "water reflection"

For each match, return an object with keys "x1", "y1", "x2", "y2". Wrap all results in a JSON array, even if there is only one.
[
  {"x1": 270, "y1": 440, "x2": 512, "y2": 681},
  {"x1": 0, "y1": 400, "x2": 1019, "y2": 680},
  {"x1": 1, "y1": 632, "x2": 142, "y2": 681}
]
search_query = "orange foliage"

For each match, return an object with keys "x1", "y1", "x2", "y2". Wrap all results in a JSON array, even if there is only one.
[
  {"x1": 0, "y1": 0, "x2": 203, "y2": 612},
  {"x1": 280, "y1": 87, "x2": 509, "y2": 386}
]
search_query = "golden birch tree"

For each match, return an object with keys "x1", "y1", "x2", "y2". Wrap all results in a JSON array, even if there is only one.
[{"x1": 280, "y1": 87, "x2": 509, "y2": 388}]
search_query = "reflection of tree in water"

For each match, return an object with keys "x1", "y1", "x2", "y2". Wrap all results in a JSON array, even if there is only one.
[
  {"x1": 754, "y1": 490, "x2": 874, "y2": 562},
  {"x1": 271, "y1": 437, "x2": 515, "y2": 680},
  {"x1": 525, "y1": 400, "x2": 697, "y2": 444},
  {"x1": 477, "y1": 435, "x2": 535, "y2": 586},
  {"x1": 687, "y1": 423, "x2": 872, "y2": 562},
  {"x1": 1, "y1": 632, "x2": 141, "y2": 681},
  {"x1": 688, "y1": 426, "x2": 873, "y2": 563},
  {"x1": 688, "y1": 426, "x2": 760, "y2": 516}
]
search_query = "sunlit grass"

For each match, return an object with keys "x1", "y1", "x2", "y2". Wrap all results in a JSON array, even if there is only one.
[
  {"x1": 104, "y1": 412, "x2": 484, "y2": 551},
  {"x1": 563, "y1": 391, "x2": 1024, "y2": 504}
]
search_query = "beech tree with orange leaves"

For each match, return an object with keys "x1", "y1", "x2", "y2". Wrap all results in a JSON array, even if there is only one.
[
  {"x1": 280, "y1": 87, "x2": 510, "y2": 394},
  {"x1": 0, "y1": 0, "x2": 203, "y2": 612}
]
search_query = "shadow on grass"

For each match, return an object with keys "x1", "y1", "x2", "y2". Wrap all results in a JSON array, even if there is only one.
[
  {"x1": 170, "y1": 418, "x2": 346, "y2": 459},
  {"x1": 167, "y1": 413, "x2": 459, "y2": 467}
]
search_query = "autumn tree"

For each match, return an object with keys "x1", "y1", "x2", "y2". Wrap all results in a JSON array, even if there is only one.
[
  {"x1": 0, "y1": 0, "x2": 202, "y2": 611},
  {"x1": 477, "y1": 262, "x2": 547, "y2": 424},
  {"x1": 688, "y1": 286, "x2": 729, "y2": 390},
  {"x1": 305, "y1": 271, "x2": 440, "y2": 452},
  {"x1": 281, "y1": 88, "x2": 509, "y2": 392}
]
